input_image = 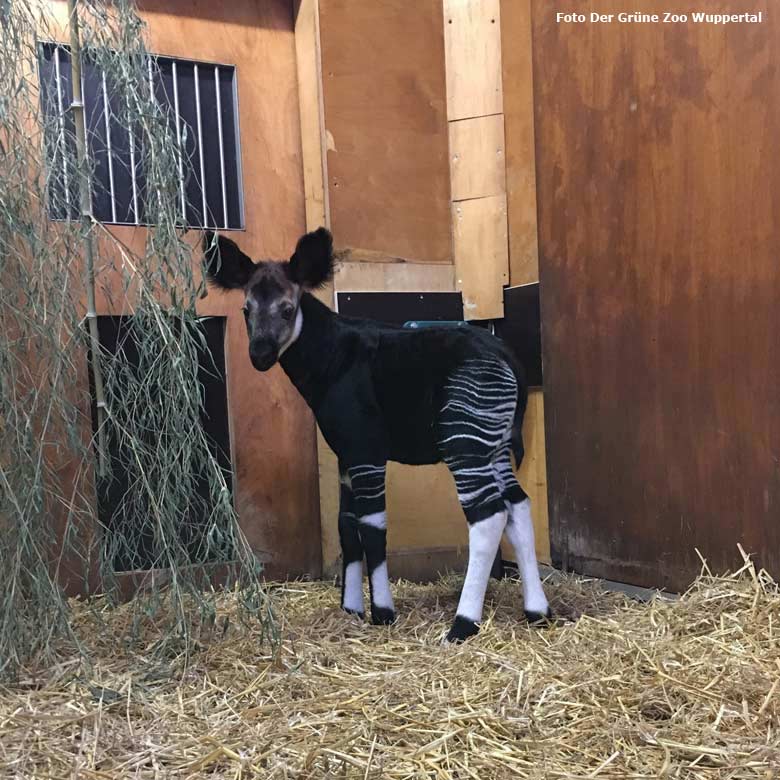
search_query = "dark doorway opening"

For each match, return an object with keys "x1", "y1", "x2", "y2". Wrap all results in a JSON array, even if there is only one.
[{"x1": 88, "y1": 315, "x2": 233, "y2": 572}]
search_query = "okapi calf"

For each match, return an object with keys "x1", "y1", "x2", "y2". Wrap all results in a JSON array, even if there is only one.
[{"x1": 204, "y1": 228, "x2": 550, "y2": 642}]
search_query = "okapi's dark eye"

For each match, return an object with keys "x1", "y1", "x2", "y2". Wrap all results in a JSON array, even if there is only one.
[
  {"x1": 241, "y1": 306, "x2": 249, "y2": 319},
  {"x1": 281, "y1": 303, "x2": 295, "y2": 320}
]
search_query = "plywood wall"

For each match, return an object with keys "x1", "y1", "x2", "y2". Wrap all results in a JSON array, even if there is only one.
[
  {"x1": 49, "y1": 0, "x2": 322, "y2": 587},
  {"x1": 318, "y1": 0, "x2": 452, "y2": 264},
  {"x1": 444, "y1": 0, "x2": 509, "y2": 320},
  {"x1": 494, "y1": 0, "x2": 549, "y2": 564},
  {"x1": 499, "y1": 0, "x2": 539, "y2": 286},
  {"x1": 533, "y1": 0, "x2": 778, "y2": 590},
  {"x1": 297, "y1": 0, "x2": 551, "y2": 577}
]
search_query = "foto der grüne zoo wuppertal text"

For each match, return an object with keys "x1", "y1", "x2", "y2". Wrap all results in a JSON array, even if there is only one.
[{"x1": 556, "y1": 11, "x2": 764, "y2": 25}]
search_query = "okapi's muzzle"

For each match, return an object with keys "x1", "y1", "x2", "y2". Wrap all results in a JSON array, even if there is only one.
[{"x1": 249, "y1": 339, "x2": 278, "y2": 372}]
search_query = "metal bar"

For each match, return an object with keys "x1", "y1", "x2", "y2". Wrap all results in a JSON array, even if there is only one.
[
  {"x1": 102, "y1": 72, "x2": 117, "y2": 223},
  {"x1": 147, "y1": 55, "x2": 154, "y2": 99},
  {"x1": 193, "y1": 63, "x2": 208, "y2": 227},
  {"x1": 53, "y1": 45, "x2": 71, "y2": 216},
  {"x1": 127, "y1": 92, "x2": 139, "y2": 224},
  {"x1": 214, "y1": 65, "x2": 228, "y2": 229},
  {"x1": 171, "y1": 61, "x2": 186, "y2": 220},
  {"x1": 147, "y1": 56, "x2": 163, "y2": 217},
  {"x1": 230, "y1": 68, "x2": 245, "y2": 229}
]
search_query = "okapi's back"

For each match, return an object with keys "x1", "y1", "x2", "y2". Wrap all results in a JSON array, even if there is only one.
[{"x1": 363, "y1": 324, "x2": 526, "y2": 466}]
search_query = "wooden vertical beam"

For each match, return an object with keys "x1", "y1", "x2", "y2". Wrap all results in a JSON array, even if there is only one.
[
  {"x1": 500, "y1": 0, "x2": 539, "y2": 286},
  {"x1": 443, "y1": 0, "x2": 509, "y2": 320},
  {"x1": 443, "y1": 0, "x2": 503, "y2": 121},
  {"x1": 444, "y1": 0, "x2": 550, "y2": 557},
  {"x1": 497, "y1": 0, "x2": 548, "y2": 560},
  {"x1": 295, "y1": 0, "x2": 340, "y2": 574},
  {"x1": 295, "y1": 0, "x2": 329, "y2": 233}
]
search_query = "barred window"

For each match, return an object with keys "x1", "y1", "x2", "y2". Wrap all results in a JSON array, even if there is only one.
[{"x1": 38, "y1": 42, "x2": 244, "y2": 229}]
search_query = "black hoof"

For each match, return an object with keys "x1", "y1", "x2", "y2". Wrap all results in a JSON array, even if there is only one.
[
  {"x1": 525, "y1": 607, "x2": 553, "y2": 626},
  {"x1": 446, "y1": 615, "x2": 480, "y2": 643},
  {"x1": 371, "y1": 606, "x2": 396, "y2": 626},
  {"x1": 342, "y1": 607, "x2": 365, "y2": 620}
]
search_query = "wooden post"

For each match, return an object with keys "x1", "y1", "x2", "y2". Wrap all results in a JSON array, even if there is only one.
[
  {"x1": 295, "y1": 0, "x2": 339, "y2": 574},
  {"x1": 443, "y1": 0, "x2": 509, "y2": 320}
]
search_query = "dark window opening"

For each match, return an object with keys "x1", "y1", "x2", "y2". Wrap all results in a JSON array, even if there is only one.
[
  {"x1": 38, "y1": 42, "x2": 244, "y2": 229},
  {"x1": 88, "y1": 316, "x2": 234, "y2": 572}
]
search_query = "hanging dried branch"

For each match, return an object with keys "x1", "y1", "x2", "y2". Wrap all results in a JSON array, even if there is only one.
[
  {"x1": 66, "y1": 0, "x2": 107, "y2": 478},
  {"x1": 0, "y1": 0, "x2": 274, "y2": 679}
]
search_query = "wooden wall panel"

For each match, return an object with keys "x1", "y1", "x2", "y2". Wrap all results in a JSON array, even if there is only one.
[
  {"x1": 49, "y1": 0, "x2": 323, "y2": 583},
  {"x1": 452, "y1": 194, "x2": 509, "y2": 318},
  {"x1": 511, "y1": 391, "x2": 549, "y2": 563},
  {"x1": 335, "y1": 262, "x2": 455, "y2": 294},
  {"x1": 500, "y1": 0, "x2": 539, "y2": 286},
  {"x1": 533, "y1": 0, "x2": 779, "y2": 590},
  {"x1": 319, "y1": 0, "x2": 452, "y2": 264},
  {"x1": 443, "y1": 0, "x2": 503, "y2": 121},
  {"x1": 449, "y1": 114, "x2": 506, "y2": 202}
]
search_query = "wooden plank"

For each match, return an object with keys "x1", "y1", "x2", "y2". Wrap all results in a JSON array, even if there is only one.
[
  {"x1": 387, "y1": 547, "x2": 468, "y2": 582},
  {"x1": 387, "y1": 463, "x2": 467, "y2": 558},
  {"x1": 452, "y1": 194, "x2": 508, "y2": 319},
  {"x1": 335, "y1": 262, "x2": 455, "y2": 294},
  {"x1": 295, "y1": 0, "x2": 329, "y2": 231},
  {"x1": 512, "y1": 391, "x2": 550, "y2": 563},
  {"x1": 443, "y1": 0, "x2": 503, "y2": 121},
  {"x1": 294, "y1": 0, "x2": 339, "y2": 575},
  {"x1": 534, "y1": 0, "x2": 779, "y2": 590},
  {"x1": 449, "y1": 114, "x2": 506, "y2": 201},
  {"x1": 319, "y1": 0, "x2": 452, "y2": 264},
  {"x1": 334, "y1": 247, "x2": 447, "y2": 266},
  {"x1": 499, "y1": 0, "x2": 539, "y2": 286}
]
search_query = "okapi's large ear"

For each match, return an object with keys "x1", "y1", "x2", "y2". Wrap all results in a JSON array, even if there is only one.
[
  {"x1": 288, "y1": 227, "x2": 334, "y2": 289},
  {"x1": 203, "y1": 231, "x2": 256, "y2": 290}
]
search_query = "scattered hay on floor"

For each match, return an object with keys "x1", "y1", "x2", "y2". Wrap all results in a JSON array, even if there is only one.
[{"x1": 1, "y1": 559, "x2": 779, "y2": 779}]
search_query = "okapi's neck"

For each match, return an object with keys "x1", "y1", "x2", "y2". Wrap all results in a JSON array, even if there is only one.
[{"x1": 278, "y1": 292, "x2": 338, "y2": 410}]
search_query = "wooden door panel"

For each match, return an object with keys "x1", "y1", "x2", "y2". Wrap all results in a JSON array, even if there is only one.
[{"x1": 531, "y1": 1, "x2": 779, "y2": 589}]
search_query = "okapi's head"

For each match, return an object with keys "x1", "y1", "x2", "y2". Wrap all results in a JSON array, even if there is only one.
[{"x1": 203, "y1": 228, "x2": 334, "y2": 371}]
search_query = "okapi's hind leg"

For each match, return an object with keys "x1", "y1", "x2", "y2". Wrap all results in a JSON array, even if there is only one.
[
  {"x1": 338, "y1": 471, "x2": 364, "y2": 618},
  {"x1": 437, "y1": 357, "x2": 530, "y2": 642},
  {"x1": 447, "y1": 501, "x2": 508, "y2": 642},
  {"x1": 493, "y1": 448, "x2": 551, "y2": 623}
]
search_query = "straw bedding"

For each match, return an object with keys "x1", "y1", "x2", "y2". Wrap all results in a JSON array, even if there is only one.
[{"x1": 1, "y1": 558, "x2": 778, "y2": 779}]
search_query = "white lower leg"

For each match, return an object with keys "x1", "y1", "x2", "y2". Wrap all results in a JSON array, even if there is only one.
[
  {"x1": 342, "y1": 560, "x2": 364, "y2": 613},
  {"x1": 369, "y1": 560, "x2": 394, "y2": 610},
  {"x1": 505, "y1": 499, "x2": 549, "y2": 614},
  {"x1": 359, "y1": 511, "x2": 394, "y2": 612},
  {"x1": 456, "y1": 511, "x2": 507, "y2": 623}
]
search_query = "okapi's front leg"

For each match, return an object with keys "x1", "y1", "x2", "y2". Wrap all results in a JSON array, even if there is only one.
[
  {"x1": 346, "y1": 463, "x2": 395, "y2": 625},
  {"x1": 338, "y1": 471, "x2": 364, "y2": 617}
]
